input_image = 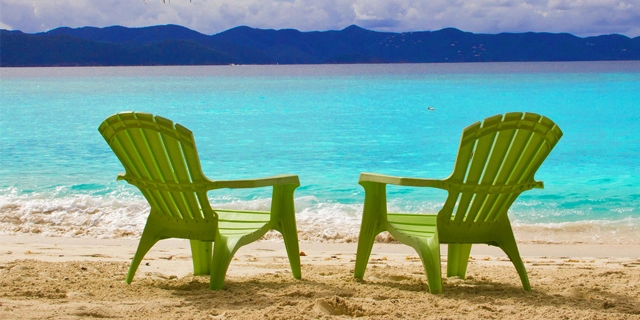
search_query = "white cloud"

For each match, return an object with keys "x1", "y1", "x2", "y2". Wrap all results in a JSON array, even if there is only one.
[{"x1": 0, "y1": 0, "x2": 638, "y2": 37}]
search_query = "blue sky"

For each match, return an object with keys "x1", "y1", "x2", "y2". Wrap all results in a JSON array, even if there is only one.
[{"x1": 1, "y1": 0, "x2": 639, "y2": 37}]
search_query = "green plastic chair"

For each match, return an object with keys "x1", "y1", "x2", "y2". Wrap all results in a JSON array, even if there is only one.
[
  {"x1": 354, "y1": 112, "x2": 563, "y2": 293},
  {"x1": 98, "y1": 111, "x2": 302, "y2": 290}
]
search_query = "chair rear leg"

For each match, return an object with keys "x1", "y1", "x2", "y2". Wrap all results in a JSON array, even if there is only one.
[
  {"x1": 446, "y1": 243, "x2": 472, "y2": 278},
  {"x1": 499, "y1": 234, "x2": 531, "y2": 291},
  {"x1": 126, "y1": 227, "x2": 159, "y2": 284},
  {"x1": 190, "y1": 240, "x2": 212, "y2": 275}
]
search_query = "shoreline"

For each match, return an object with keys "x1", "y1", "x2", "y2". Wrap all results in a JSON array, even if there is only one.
[
  {"x1": 2, "y1": 192, "x2": 639, "y2": 245},
  {"x1": 1, "y1": 234, "x2": 639, "y2": 318}
]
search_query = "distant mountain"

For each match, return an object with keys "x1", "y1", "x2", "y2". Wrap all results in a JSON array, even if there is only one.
[
  {"x1": 1, "y1": 24, "x2": 639, "y2": 67},
  {"x1": 0, "y1": 31, "x2": 233, "y2": 66},
  {"x1": 43, "y1": 24, "x2": 210, "y2": 44}
]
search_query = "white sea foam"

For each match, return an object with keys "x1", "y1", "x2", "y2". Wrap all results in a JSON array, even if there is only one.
[
  {"x1": 1, "y1": 192, "x2": 638, "y2": 244},
  {"x1": 0, "y1": 191, "x2": 148, "y2": 238}
]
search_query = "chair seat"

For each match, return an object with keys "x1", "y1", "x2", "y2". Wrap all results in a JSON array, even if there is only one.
[
  {"x1": 216, "y1": 209, "x2": 271, "y2": 237},
  {"x1": 387, "y1": 213, "x2": 437, "y2": 237}
]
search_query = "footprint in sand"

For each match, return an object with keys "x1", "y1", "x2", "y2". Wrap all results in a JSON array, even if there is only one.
[{"x1": 313, "y1": 297, "x2": 365, "y2": 316}]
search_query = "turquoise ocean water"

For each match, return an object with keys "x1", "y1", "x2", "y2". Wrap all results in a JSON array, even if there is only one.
[{"x1": 1, "y1": 62, "x2": 639, "y2": 243}]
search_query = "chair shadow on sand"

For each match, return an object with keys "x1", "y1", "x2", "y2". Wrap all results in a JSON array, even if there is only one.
[{"x1": 146, "y1": 261, "x2": 639, "y2": 317}]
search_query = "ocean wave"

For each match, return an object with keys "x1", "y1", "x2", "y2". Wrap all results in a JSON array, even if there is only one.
[
  {"x1": 0, "y1": 190, "x2": 148, "y2": 238},
  {"x1": 1, "y1": 192, "x2": 638, "y2": 244}
]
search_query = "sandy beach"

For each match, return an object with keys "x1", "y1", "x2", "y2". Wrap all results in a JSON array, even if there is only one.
[{"x1": 1, "y1": 235, "x2": 639, "y2": 319}]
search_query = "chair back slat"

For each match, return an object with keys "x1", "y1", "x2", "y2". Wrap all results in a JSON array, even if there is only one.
[
  {"x1": 172, "y1": 123, "x2": 214, "y2": 220},
  {"x1": 463, "y1": 127, "x2": 518, "y2": 223},
  {"x1": 99, "y1": 112, "x2": 216, "y2": 222},
  {"x1": 485, "y1": 129, "x2": 551, "y2": 222},
  {"x1": 441, "y1": 112, "x2": 563, "y2": 226},
  {"x1": 129, "y1": 114, "x2": 187, "y2": 220},
  {"x1": 152, "y1": 117, "x2": 207, "y2": 220},
  {"x1": 143, "y1": 120, "x2": 201, "y2": 221},
  {"x1": 477, "y1": 129, "x2": 537, "y2": 222},
  {"x1": 449, "y1": 123, "x2": 479, "y2": 184},
  {"x1": 453, "y1": 128, "x2": 498, "y2": 223}
]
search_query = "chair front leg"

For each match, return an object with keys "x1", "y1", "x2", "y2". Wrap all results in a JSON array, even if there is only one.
[
  {"x1": 271, "y1": 184, "x2": 302, "y2": 279},
  {"x1": 210, "y1": 234, "x2": 241, "y2": 290},
  {"x1": 354, "y1": 181, "x2": 387, "y2": 279},
  {"x1": 497, "y1": 224, "x2": 531, "y2": 291},
  {"x1": 415, "y1": 236, "x2": 443, "y2": 294}
]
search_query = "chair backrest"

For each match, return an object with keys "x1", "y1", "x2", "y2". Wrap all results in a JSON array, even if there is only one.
[
  {"x1": 99, "y1": 112, "x2": 216, "y2": 222},
  {"x1": 439, "y1": 112, "x2": 563, "y2": 225}
]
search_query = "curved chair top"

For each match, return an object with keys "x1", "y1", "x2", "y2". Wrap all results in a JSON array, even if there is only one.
[{"x1": 459, "y1": 112, "x2": 563, "y2": 151}]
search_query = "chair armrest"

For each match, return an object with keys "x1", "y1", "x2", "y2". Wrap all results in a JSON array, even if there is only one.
[
  {"x1": 212, "y1": 174, "x2": 300, "y2": 189},
  {"x1": 359, "y1": 172, "x2": 445, "y2": 189},
  {"x1": 360, "y1": 173, "x2": 544, "y2": 193}
]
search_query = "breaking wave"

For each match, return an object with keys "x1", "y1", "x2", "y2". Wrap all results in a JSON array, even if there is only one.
[{"x1": 1, "y1": 190, "x2": 638, "y2": 244}]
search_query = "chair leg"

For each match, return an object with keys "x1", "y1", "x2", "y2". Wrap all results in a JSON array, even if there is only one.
[
  {"x1": 279, "y1": 213, "x2": 302, "y2": 279},
  {"x1": 272, "y1": 185, "x2": 302, "y2": 279},
  {"x1": 446, "y1": 243, "x2": 472, "y2": 278},
  {"x1": 210, "y1": 235, "x2": 240, "y2": 290},
  {"x1": 354, "y1": 182, "x2": 386, "y2": 279},
  {"x1": 190, "y1": 240, "x2": 212, "y2": 275},
  {"x1": 498, "y1": 231, "x2": 531, "y2": 291},
  {"x1": 354, "y1": 228, "x2": 377, "y2": 279},
  {"x1": 414, "y1": 238, "x2": 443, "y2": 294},
  {"x1": 126, "y1": 222, "x2": 160, "y2": 284}
]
